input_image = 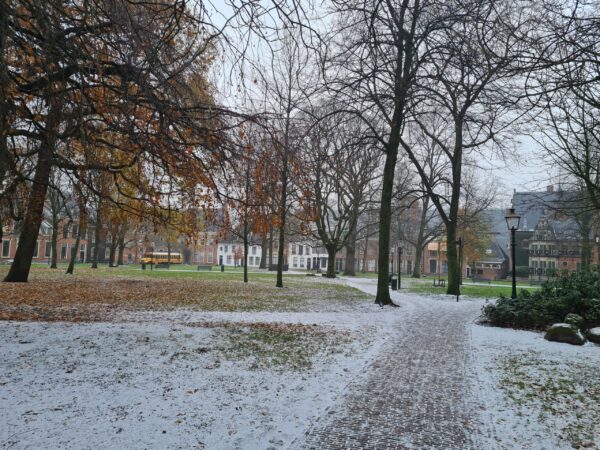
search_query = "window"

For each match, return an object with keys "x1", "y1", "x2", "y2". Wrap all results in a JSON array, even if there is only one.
[
  {"x1": 232, "y1": 245, "x2": 236, "y2": 252},
  {"x1": 368, "y1": 260, "x2": 376, "y2": 271},
  {"x1": 307, "y1": 246, "x2": 311, "y2": 255},
  {"x1": 298, "y1": 245, "x2": 303, "y2": 255},
  {"x1": 293, "y1": 256, "x2": 298, "y2": 268},
  {"x1": 62, "y1": 225, "x2": 69, "y2": 239},
  {"x1": 72, "y1": 224, "x2": 78, "y2": 237},
  {"x1": 61, "y1": 244, "x2": 68, "y2": 260},
  {"x1": 226, "y1": 255, "x2": 232, "y2": 264},
  {"x1": 292, "y1": 244, "x2": 296, "y2": 255},
  {"x1": 219, "y1": 246, "x2": 223, "y2": 251},
  {"x1": 45, "y1": 242, "x2": 52, "y2": 257},
  {"x1": 299, "y1": 257, "x2": 305, "y2": 268},
  {"x1": 252, "y1": 246, "x2": 257, "y2": 255},
  {"x1": 224, "y1": 245, "x2": 228, "y2": 252},
  {"x1": 2, "y1": 240, "x2": 10, "y2": 257},
  {"x1": 249, "y1": 256, "x2": 254, "y2": 265},
  {"x1": 33, "y1": 241, "x2": 39, "y2": 258},
  {"x1": 255, "y1": 257, "x2": 260, "y2": 267},
  {"x1": 207, "y1": 253, "x2": 212, "y2": 263}
]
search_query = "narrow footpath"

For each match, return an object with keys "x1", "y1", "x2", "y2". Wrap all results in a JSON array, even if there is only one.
[{"x1": 293, "y1": 278, "x2": 482, "y2": 449}]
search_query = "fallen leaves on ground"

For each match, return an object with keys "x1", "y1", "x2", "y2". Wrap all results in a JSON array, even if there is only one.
[{"x1": 0, "y1": 272, "x2": 370, "y2": 322}]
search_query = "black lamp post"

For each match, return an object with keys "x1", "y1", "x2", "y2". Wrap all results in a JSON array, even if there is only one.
[
  {"x1": 505, "y1": 208, "x2": 521, "y2": 299},
  {"x1": 398, "y1": 246, "x2": 403, "y2": 289},
  {"x1": 455, "y1": 237, "x2": 462, "y2": 302}
]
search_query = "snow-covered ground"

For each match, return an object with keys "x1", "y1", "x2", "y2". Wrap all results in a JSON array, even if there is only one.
[
  {"x1": 1, "y1": 277, "x2": 599, "y2": 449},
  {"x1": 0, "y1": 302, "x2": 401, "y2": 449},
  {"x1": 470, "y1": 321, "x2": 600, "y2": 449}
]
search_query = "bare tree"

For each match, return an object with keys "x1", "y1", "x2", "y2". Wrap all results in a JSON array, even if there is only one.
[
  {"x1": 324, "y1": 0, "x2": 438, "y2": 305},
  {"x1": 399, "y1": 0, "x2": 530, "y2": 294},
  {"x1": 297, "y1": 110, "x2": 381, "y2": 278}
]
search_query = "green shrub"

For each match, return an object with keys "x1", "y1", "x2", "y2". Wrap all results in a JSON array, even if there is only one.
[{"x1": 481, "y1": 268, "x2": 600, "y2": 330}]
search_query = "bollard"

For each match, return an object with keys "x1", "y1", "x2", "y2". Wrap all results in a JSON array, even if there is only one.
[
  {"x1": 221, "y1": 264, "x2": 225, "y2": 272},
  {"x1": 391, "y1": 278, "x2": 398, "y2": 291}
]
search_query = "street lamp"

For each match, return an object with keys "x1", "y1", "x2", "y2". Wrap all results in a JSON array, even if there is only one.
[
  {"x1": 397, "y1": 245, "x2": 403, "y2": 289},
  {"x1": 455, "y1": 237, "x2": 463, "y2": 302},
  {"x1": 505, "y1": 208, "x2": 521, "y2": 299}
]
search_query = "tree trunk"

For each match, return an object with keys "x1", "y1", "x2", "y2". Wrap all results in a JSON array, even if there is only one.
[
  {"x1": 276, "y1": 164, "x2": 288, "y2": 288},
  {"x1": 276, "y1": 221, "x2": 286, "y2": 287},
  {"x1": 117, "y1": 238, "x2": 125, "y2": 266},
  {"x1": 375, "y1": 148, "x2": 398, "y2": 306},
  {"x1": 85, "y1": 227, "x2": 92, "y2": 262},
  {"x1": 259, "y1": 230, "x2": 268, "y2": 269},
  {"x1": 361, "y1": 235, "x2": 368, "y2": 273},
  {"x1": 268, "y1": 225, "x2": 274, "y2": 269},
  {"x1": 66, "y1": 212, "x2": 85, "y2": 275},
  {"x1": 412, "y1": 244, "x2": 423, "y2": 278},
  {"x1": 50, "y1": 216, "x2": 58, "y2": 268},
  {"x1": 108, "y1": 238, "x2": 117, "y2": 267},
  {"x1": 243, "y1": 222, "x2": 249, "y2": 283},
  {"x1": 445, "y1": 219, "x2": 460, "y2": 295},
  {"x1": 326, "y1": 246, "x2": 336, "y2": 278},
  {"x1": 116, "y1": 223, "x2": 126, "y2": 266},
  {"x1": 92, "y1": 214, "x2": 101, "y2": 269},
  {"x1": 343, "y1": 225, "x2": 357, "y2": 276},
  {"x1": 412, "y1": 196, "x2": 429, "y2": 278},
  {"x1": 4, "y1": 142, "x2": 53, "y2": 282}
]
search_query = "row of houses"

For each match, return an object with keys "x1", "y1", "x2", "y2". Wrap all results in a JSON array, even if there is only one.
[{"x1": 2, "y1": 186, "x2": 597, "y2": 281}]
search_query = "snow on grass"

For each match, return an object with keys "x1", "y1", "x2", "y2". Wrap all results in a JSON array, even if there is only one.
[
  {"x1": 470, "y1": 323, "x2": 600, "y2": 449},
  {"x1": 0, "y1": 304, "x2": 398, "y2": 449}
]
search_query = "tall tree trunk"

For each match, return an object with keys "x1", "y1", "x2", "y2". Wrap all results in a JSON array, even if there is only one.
[
  {"x1": 326, "y1": 245, "x2": 336, "y2": 278},
  {"x1": 66, "y1": 202, "x2": 85, "y2": 275},
  {"x1": 4, "y1": 142, "x2": 54, "y2": 282},
  {"x1": 343, "y1": 224, "x2": 357, "y2": 276},
  {"x1": 276, "y1": 220, "x2": 286, "y2": 287},
  {"x1": 375, "y1": 148, "x2": 398, "y2": 306},
  {"x1": 92, "y1": 200, "x2": 102, "y2": 269},
  {"x1": 259, "y1": 230, "x2": 268, "y2": 269},
  {"x1": 108, "y1": 237, "x2": 117, "y2": 267},
  {"x1": 446, "y1": 220, "x2": 459, "y2": 294},
  {"x1": 361, "y1": 235, "x2": 368, "y2": 273},
  {"x1": 268, "y1": 225, "x2": 274, "y2": 269},
  {"x1": 276, "y1": 160, "x2": 288, "y2": 288},
  {"x1": 85, "y1": 227, "x2": 92, "y2": 262},
  {"x1": 117, "y1": 225, "x2": 126, "y2": 266},
  {"x1": 243, "y1": 221, "x2": 249, "y2": 283},
  {"x1": 50, "y1": 216, "x2": 58, "y2": 268},
  {"x1": 412, "y1": 244, "x2": 423, "y2": 278},
  {"x1": 412, "y1": 195, "x2": 429, "y2": 278},
  {"x1": 445, "y1": 125, "x2": 463, "y2": 296}
]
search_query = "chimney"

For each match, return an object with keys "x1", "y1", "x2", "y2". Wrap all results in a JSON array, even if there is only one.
[{"x1": 546, "y1": 185, "x2": 554, "y2": 193}]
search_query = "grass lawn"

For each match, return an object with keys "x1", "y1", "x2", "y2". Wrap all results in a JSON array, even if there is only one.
[
  {"x1": 406, "y1": 282, "x2": 536, "y2": 298},
  {"x1": 0, "y1": 264, "x2": 373, "y2": 322}
]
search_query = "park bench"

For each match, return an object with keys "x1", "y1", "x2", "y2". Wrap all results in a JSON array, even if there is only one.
[
  {"x1": 433, "y1": 278, "x2": 446, "y2": 287},
  {"x1": 155, "y1": 263, "x2": 170, "y2": 269},
  {"x1": 197, "y1": 265, "x2": 212, "y2": 271}
]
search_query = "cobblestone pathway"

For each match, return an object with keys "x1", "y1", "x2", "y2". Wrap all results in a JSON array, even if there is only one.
[{"x1": 293, "y1": 286, "x2": 481, "y2": 450}]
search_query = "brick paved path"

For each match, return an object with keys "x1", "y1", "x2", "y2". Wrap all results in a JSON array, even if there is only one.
[{"x1": 294, "y1": 285, "x2": 481, "y2": 449}]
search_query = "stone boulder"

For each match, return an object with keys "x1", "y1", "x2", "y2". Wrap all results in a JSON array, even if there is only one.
[
  {"x1": 564, "y1": 313, "x2": 584, "y2": 329},
  {"x1": 585, "y1": 327, "x2": 600, "y2": 344},
  {"x1": 544, "y1": 323, "x2": 586, "y2": 345}
]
